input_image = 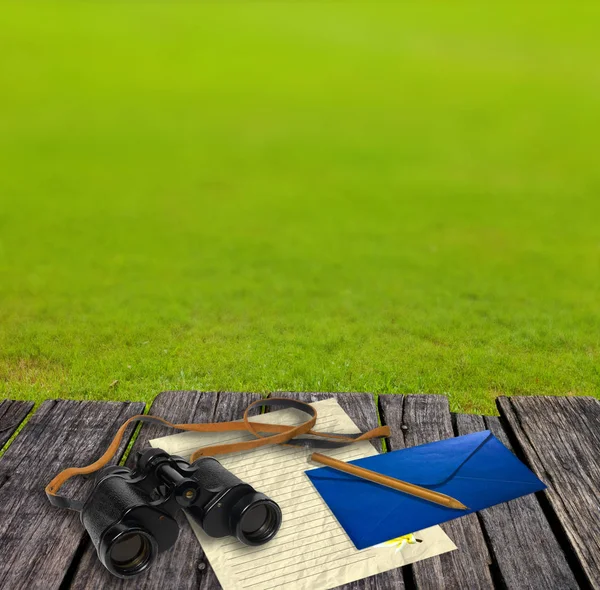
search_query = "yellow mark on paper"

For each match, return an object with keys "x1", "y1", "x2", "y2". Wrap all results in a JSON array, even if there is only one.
[{"x1": 375, "y1": 534, "x2": 423, "y2": 553}]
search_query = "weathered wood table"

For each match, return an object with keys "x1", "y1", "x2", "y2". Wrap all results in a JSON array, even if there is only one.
[{"x1": 0, "y1": 392, "x2": 598, "y2": 590}]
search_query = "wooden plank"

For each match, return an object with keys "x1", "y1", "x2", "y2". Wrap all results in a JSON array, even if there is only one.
[
  {"x1": 498, "y1": 395, "x2": 600, "y2": 590},
  {"x1": 455, "y1": 413, "x2": 579, "y2": 589},
  {"x1": 69, "y1": 390, "x2": 261, "y2": 590},
  {"x1": 379, "y1": 394, "x2": 494, "y2": 590},
  {"x1": 0, "y1": 399, "x2": 144, "y2": 590},
  {"x1": 0, "y1": 400, "x2": 34, "y2": 448},
  {"x1": 272, "y1": 392, "x2": 405, "y2": 590}
]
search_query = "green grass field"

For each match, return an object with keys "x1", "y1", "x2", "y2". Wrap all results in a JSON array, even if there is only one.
[{"x1": 1, "y1": 3, "x2": 599, "y2": 414}]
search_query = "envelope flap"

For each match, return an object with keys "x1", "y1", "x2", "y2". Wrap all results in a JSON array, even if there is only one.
[
  {"x1": 406, "y1": 430, "x2": 492, "y2": 486},
  {"x1": 346, "y1": 429, "x2": 493, "y2": 486}
]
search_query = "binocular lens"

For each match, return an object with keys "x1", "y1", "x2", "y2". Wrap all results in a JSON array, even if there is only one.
[
  {"x1": 235, "y1": 499, "x2": 282, "y2": 545},
  {"x1": 241, "y1": 505, "x2": 268, "y2": 535},
  {"x1": 107, "y1": 531, "x2": 154, "y2": 576}
]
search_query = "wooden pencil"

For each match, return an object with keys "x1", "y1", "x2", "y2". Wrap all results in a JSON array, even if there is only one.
[{"x1": 310, "y1": 452, "x2": 469, "y2": 510}]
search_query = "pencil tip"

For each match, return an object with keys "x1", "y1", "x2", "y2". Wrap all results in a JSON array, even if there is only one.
[{"x1": 447, "y1": 499, "x2": 469, "y2": 510}]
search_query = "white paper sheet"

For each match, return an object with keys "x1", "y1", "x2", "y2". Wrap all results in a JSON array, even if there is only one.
[{"x1": 151, "y1": 398, "x2": 455, "y2": 590}]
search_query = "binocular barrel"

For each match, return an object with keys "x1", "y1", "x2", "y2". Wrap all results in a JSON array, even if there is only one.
[{"x1": 81, "y1": 449, "x2": 282, "y2": 578}]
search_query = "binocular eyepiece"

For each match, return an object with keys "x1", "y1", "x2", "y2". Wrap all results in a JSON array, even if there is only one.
[{"x1": 80, "y1": 448, "x2": 282, "y2": 578}]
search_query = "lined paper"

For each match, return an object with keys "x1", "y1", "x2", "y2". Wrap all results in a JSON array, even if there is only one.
[{"x1": 151, "y1": 398, "x2": 455, "y2": 590}]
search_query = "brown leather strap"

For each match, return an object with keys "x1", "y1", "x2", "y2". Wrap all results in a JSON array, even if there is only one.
[{"x1": 46, "y1": 397, "x2": 390, "y2": 508}]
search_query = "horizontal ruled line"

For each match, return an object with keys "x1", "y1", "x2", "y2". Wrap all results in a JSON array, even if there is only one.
[
  {"x1": 235, "y1": 538, "x2": 350, "y2": 572},
  {"x1": 230, "y1": 530, "x2": 347, "y2": 562},
  {"x1": 224, "y1": 516, "x2": 342, "y2": 556},
  {"x1": 243, "y1": 554, "x2": 373, "y2": 589}
]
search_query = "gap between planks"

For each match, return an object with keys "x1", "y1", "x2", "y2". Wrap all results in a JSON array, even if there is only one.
[{"x1": 0, "y1": 399, "x2": 36, "y2": 455}]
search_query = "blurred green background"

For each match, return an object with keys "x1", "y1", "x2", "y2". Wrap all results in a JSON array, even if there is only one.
[{"x1": 1, "y1": 3, "x2": 598, "y2": 414}]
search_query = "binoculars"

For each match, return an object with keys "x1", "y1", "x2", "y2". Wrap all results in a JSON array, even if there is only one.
[{"x1": 80, "y1": 448, "x2": 282, "y2": 578}]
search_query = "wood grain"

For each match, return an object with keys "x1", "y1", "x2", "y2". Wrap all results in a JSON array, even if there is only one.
[
  {"x1": 0, "y1": 400, "x2": 34, "y2": 448},
  {"x1": 0, "y1": 399, "x2": 144, "y2": 590},
  {"x1": 272, "y1": 391, "x2": 405, "y2": 590},
  {"x1": 379, "y1": 394, "x2": 494, "y2": 590},
  {"x1": 455, "y1": 413, "x2": 579, "y2": 589},
  {"x1": 69, "y1": 390, "x2": 261, "y2": 590},
  {"x1": 498, "y1": 395, "x2": 600, "y2": 590}
]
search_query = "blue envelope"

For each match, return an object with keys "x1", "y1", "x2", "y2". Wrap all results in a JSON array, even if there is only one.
[{"x1": 305, "y1": 430, "x2": 546, "y2": 549}]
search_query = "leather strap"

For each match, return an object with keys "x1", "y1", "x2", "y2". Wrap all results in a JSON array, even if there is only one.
[{"x1": 46, "y1": 397, "x2": 390, "y2": 510}]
